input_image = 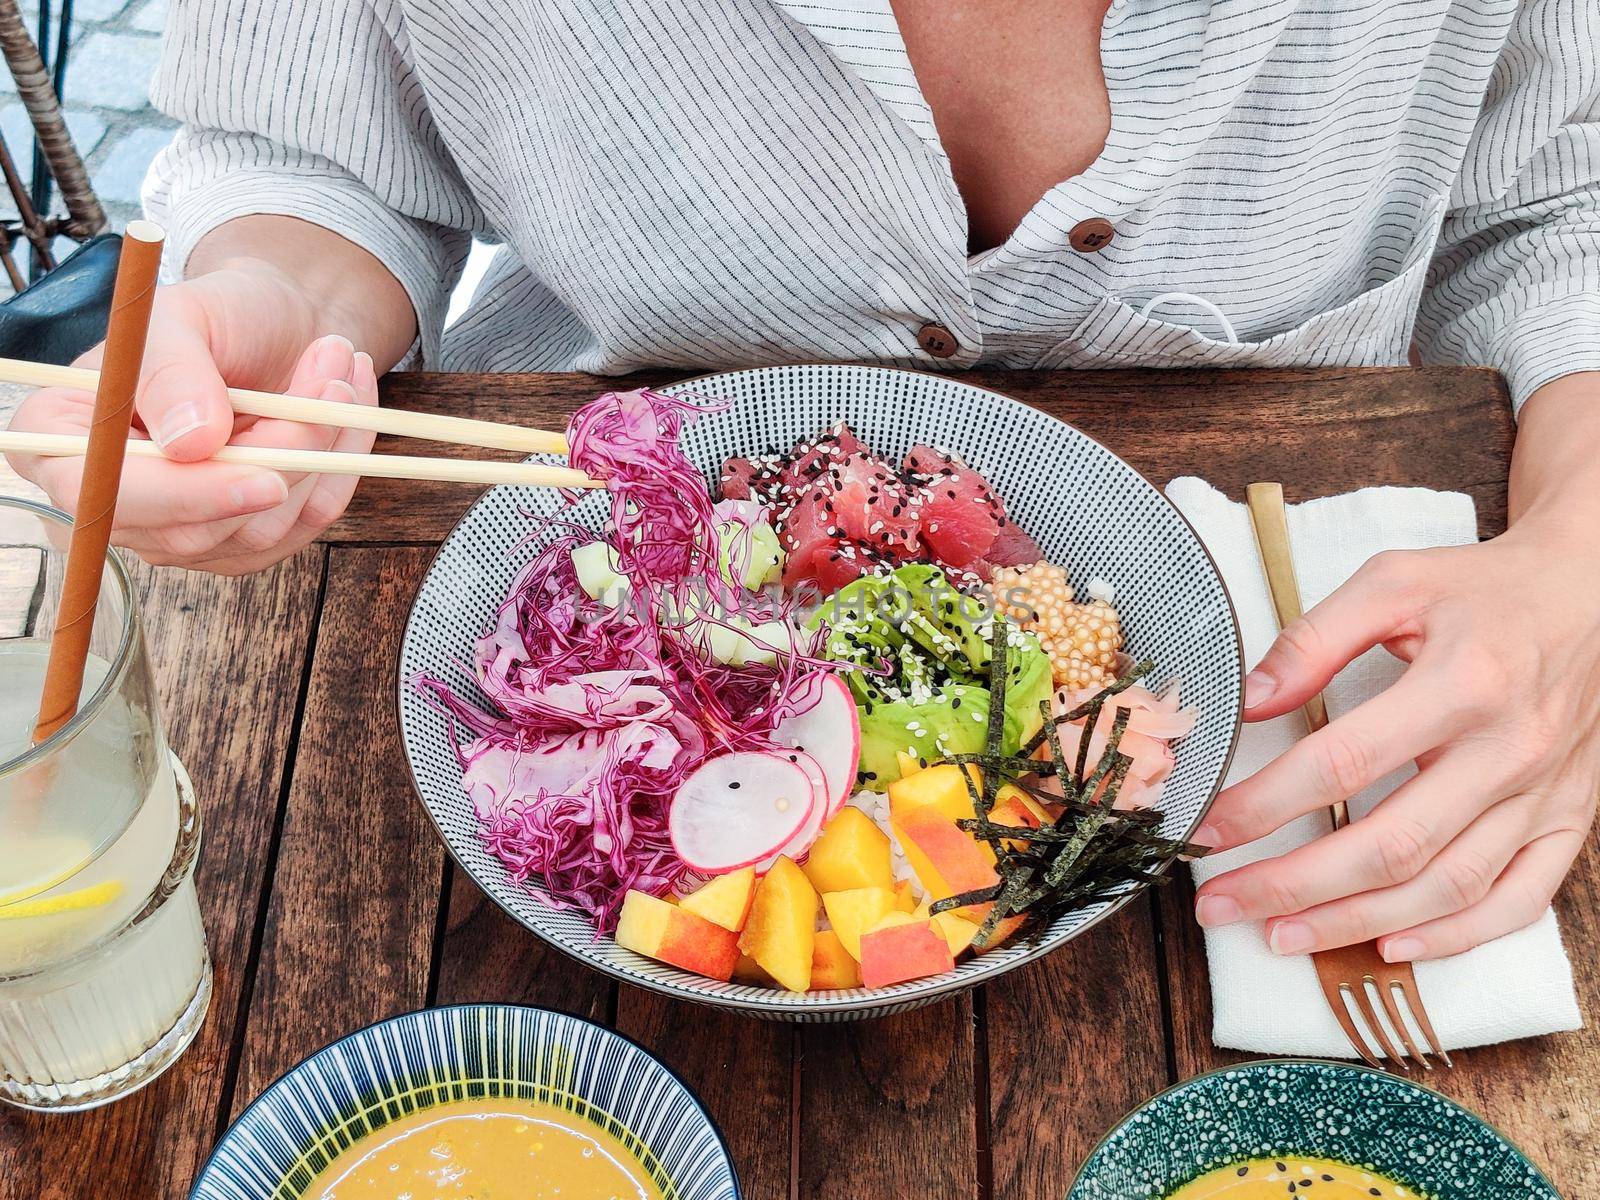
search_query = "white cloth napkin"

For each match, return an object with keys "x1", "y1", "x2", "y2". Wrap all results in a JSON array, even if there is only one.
[{"x1": 1165, "y1": 476, "x2": 1583, "y2": 1057}]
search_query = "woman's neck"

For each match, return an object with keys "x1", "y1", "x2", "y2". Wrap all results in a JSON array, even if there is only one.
[{"x1": 892, "y1": 0, "x2": 1114, "y2": 254}]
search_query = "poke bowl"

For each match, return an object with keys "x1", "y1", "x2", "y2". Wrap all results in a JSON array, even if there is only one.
[
  {"x1": 191, "y1": 1003, "x2": 738, "y2": 1200},
  {"x1": 398, "y1": 364, "x2": 1243, "y2": 1020}
]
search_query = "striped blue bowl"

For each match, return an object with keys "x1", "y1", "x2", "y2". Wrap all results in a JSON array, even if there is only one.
[{"x1": 192, "y1": 1004, "x2": 739, "y2": 1200}]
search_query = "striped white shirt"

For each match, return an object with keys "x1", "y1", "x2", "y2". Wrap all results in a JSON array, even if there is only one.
[{"x1": 146, "y1": 0, "x2": 1600, "y2": 410}]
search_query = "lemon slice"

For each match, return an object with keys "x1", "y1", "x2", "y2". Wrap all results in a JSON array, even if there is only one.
[
  {"x1": 0, "y1": 879, "x2": 123, "y2": 920},
  {"x1": 0, "y1": 834, "x2": 94, "y2": 906}
]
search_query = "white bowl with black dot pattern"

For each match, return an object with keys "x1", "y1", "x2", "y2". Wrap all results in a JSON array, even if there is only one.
[{"x1": 398, "y1": 364, "x2": 1243, "y2": 1021}]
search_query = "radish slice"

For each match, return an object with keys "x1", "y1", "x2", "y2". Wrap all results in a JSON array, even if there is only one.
[
  {"x1": 757, "y1": 751, "x2": 830, "y2": 872},
  {"x1": 670, "y1": 753, "x2": 816, "y2": 873},
  {"x1": 771, "y1": 673, "x2": 860, "y2": 817}
]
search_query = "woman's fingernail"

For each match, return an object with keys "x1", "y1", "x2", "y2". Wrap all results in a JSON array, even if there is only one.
[
  {"x1": 1243, "y1": 669, "x2": 1278, "y2": 709},
  {"x1": 229, "y1": 473, "x2": 289, "y2": 513},
  {"x1": 156, "y1": 402, "x2": 207, "y2": 448},
  {"x1": 1189, "y1": 821, "x2": 1224, "y2": 850},
  {"x1": 321, "y1": 379, "x2": 359, "y2": 404},
  {"x1": 1195, "y1": 894, "x2": 1242, "y2": 927},
  {"x1": 1268, "y1": 921, "x2": 1314, "y2": 955},
  {"x1": 1382, "y1": 937, "x2": 1424, "y2": 963},
  {"x1": 313, "y1": 334, "x2": 356, "y2": 378}
]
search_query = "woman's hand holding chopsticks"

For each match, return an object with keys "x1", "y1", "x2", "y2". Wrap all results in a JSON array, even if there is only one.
[{"x1": 6, "y1": 268, "x2": 382, "y2": 573}]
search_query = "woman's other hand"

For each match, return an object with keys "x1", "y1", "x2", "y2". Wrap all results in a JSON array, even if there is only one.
[{"x1": 1191, "y1": 374, "x2": 1600, "y2": 961}]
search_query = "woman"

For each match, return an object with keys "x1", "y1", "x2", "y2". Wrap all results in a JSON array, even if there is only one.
[{"x1": 8, "y1": 0, "x2": 1599, "y2": 965}]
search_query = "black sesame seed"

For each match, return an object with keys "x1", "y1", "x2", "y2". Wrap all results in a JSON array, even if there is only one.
[
  {"x1": 728, "y1": 781, "x2": 741, "y2": 790},
  {"x1": 1277, "y1": 1164, "x2": 1288, "y2": 1173},
  {"x1": 1238, "y1": 1168, "x2": 1250, "y2": 1178}
]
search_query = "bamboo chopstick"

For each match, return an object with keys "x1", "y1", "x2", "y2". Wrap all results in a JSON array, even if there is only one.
[
  {"x1": 0, "y1": 431, "x2": 603, "y2": 489},
  {"x1": 0, "y1": 356, "x2": 570, "y2": 456}
]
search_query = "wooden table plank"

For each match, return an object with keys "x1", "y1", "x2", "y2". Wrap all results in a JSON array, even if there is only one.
[
  {"x1": 345, "y1": 366, "x2": 1515, "y2": 544},
  {"x1": 0, "y1": 552, "x2": 323, "y2": 1200},
  {"x1": 431, "y1": 867, "x2": 613, "y2": 1023},
  {"x1": 616, "y1": 991, "x2": 797, "y2": 1200},
  {"x1": 228, "y1": 547, "x2": 446, "y2": 1112},
  {"x1": 798, "y1": 996, "x2": 979, "y2": 1200},
  {"x1": 986, "y1": 901, "x2": 1172, "y2": 1199}
]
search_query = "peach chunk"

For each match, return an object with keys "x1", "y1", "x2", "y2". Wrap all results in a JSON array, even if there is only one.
[
  {"x1": 802, "y1": 808, "x2": 893, "y2": 893},
  {"x1": 910, "y1": 901, "x2": 990, "y2": 957},
  {"x1": 971, "y1": 913, "x2": 1027, "y2": 953},
  {"x1": 988, "y1": 786, "x2": 1046, "y2": 852},
  {"x1": 887, "y1": 763, "x2": 983, "y2": 824},
  {"x1": 894, "y1": 877, "x2": 919, "y2": 913},
  {"x1": 995, "y1": 783, "x2": 1057, "y2": 826},
  {"x1": 737, "y1": 856, "x2": 818, "y2": 992},
  {"x1": 930, "y1": 911, "x2": 981, "y2": 957},
  {"x1": 809, "y1": 929, "x2": 862, "y2": 990},
  {"x1": 858, "y1": 912, "x2": 956, "y2": 989},
  {"x1": 891, "y1": 804, "x2": 998, "y2": 916},
  {"x1": 679, "y1": 866, "x2": 757, "y2": 932},
  {"x1": 821, "y1": 886, "x2": 897, "y2": 960},
  {"x1": 733, "y1": 953, "x2": 775, "y2": 986},
  {"x1": 895, "y1": 750, "x2": 924, "y2": 779},
  {"x1": 615, "y1": 890, "x2": 741, "y2": 982}
]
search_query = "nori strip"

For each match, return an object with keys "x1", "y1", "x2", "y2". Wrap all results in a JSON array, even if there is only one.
[
  {"x1": 980, "y1": 615, "x2": 1009, "y2": 814},
  {"x1": 1017, "y1": 659, "x2": 1154, "y2": 759},
  {"x1": 922, "y1": 635, "x2": 1205, "y2": 947}
]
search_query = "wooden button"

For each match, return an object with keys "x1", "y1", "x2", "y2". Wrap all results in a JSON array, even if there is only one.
[
  {"x1": 916, "y1": 322, "x2": 959, "y2": 358},
  {"x1": 1068, "y1": 217, "x2": 1115, "y2": 253}
]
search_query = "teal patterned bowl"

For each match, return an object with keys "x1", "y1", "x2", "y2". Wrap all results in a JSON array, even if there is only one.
[
  {"x1": 1068, "y1": 1060, "x2": 1561, "y2": 1200},
  {"x1": 192, "y1": 1004, "x2": 738, "y2": 1200}
]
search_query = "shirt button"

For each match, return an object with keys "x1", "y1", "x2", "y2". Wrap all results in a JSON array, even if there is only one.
[
  {"x1": 1069, "y1": 217, "x2": 1115, "y2": 253},
  {"x1": 916, "y1": 322, "x2": 959, "y2": 358}
]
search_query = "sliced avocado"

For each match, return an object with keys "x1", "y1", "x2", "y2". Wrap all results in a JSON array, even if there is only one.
[
  {"x1": 857, "y1": 683, "x2": 990, "y2": 786},
  {"x1": 891, "y1": 563, "x2": 994, "y2": 672},
  {"x1": 807, "y1": 574, "x2": 908, "y2": 703}
]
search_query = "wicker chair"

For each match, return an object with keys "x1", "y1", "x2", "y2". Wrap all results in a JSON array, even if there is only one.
[{"x1": 0, "y1": 0, "x2": 106, "y2": 291}]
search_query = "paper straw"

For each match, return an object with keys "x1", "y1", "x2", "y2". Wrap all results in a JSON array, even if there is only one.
[{"x1": 31, "y1": 221, "x2": 164, "y2": 745}]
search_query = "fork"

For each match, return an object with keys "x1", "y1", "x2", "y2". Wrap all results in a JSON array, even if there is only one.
[{"x1": 1245, "y1": 482, "x2": 1454, "y2": 1072}]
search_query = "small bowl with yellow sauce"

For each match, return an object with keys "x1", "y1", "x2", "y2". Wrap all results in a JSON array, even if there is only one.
[
  {"x1": 193, "y1": 1004, "x2": 737, "y2": 1200},
  {"x1": 1069, "y1": 1060, "x2": 1560, "y2": 1200}
]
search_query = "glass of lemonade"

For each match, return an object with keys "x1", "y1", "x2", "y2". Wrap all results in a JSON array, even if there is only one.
[{"x1": 0, "y1": 496, "x2": 210, "y2": 1110}]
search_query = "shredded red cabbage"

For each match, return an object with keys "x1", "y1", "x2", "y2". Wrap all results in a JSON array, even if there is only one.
[{"x1": 415, "y1": 389, "x2": 835, "y2": 932}]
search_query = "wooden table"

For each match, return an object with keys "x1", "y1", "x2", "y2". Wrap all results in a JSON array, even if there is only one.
[{"x1": 1, "y1": 366, "x2": 1594, "y2": 1200}]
